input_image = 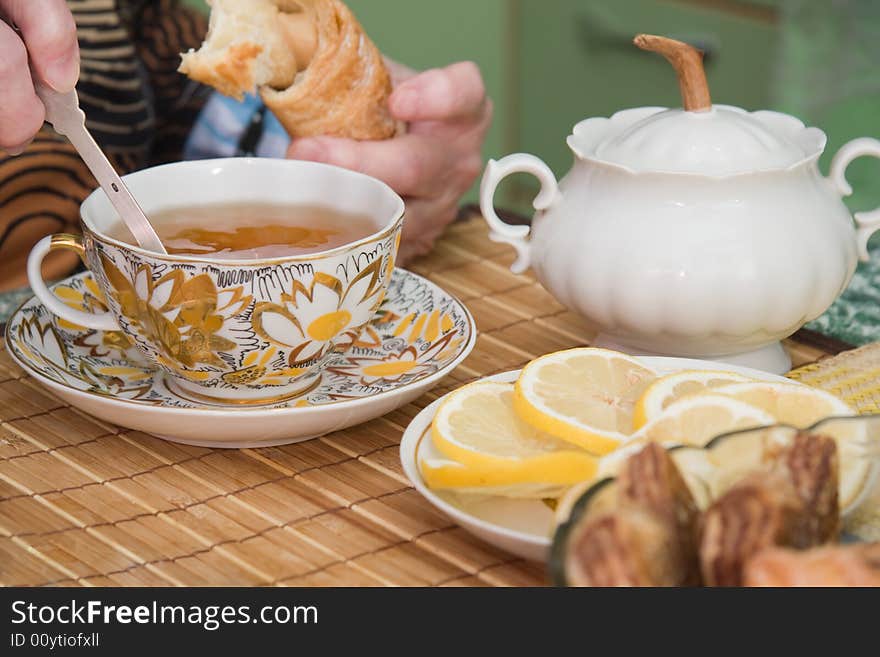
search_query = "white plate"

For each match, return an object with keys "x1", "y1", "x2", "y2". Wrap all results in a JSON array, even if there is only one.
[
  {"x1": 7, "y1": 269, "x2": 476, "y2": 448},
  {"x1": 399, "y1": 358, "x2": 793, "y2": 562}
]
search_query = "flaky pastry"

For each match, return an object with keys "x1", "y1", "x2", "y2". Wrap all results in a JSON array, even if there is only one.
[{"x1": 179, "y1": 0, "x2": 396, "y2": 140}]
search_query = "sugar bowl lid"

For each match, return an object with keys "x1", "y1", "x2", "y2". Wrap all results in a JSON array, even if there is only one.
[{"x1": 567, "y1": 35, "x2": 827, "y2": 176}]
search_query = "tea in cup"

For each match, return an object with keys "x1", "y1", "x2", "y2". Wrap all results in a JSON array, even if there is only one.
[{"x1": 27, "y1": 158, "x2": 405, "y2": 404}]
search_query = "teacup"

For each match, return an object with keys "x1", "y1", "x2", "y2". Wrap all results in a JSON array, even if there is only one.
[{"x1": 27, "y1": 158, "x2": 404, "y2": 404}]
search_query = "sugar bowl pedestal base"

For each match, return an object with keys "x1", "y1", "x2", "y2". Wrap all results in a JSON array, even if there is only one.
[{"x1": 591, "y1": 334, "x2": 793, "y2": 375}]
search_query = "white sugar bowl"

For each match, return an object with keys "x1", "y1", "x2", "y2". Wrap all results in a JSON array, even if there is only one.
[{"x1": 480, "y1": 35, "x2": 880, "y2": 373}]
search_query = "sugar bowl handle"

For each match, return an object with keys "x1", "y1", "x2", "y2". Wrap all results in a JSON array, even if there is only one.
[
  {"x1": 480, "y1": 154, "x2": 559, "y2": 274},
  {"x1": 829, "y1": 137, "x2": 880, "y2": 262}
]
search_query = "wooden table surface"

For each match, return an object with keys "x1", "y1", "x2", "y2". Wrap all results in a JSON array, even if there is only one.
[{"x1": 0, "y1": 214, "x2": 842, "y2": 587}]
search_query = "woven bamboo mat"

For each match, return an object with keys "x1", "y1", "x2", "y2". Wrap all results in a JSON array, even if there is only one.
[{"x1": 0, "y1": 213, "x2": 870, "y2": 587}]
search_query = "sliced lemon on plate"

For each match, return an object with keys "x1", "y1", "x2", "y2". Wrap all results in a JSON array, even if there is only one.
[
  {"x1": 428, "y1": 381, "x2": 598, "y2": 490},
  {"x1": 419, "y1": 431, "x2": 591, "y2": 499},
  {"x1": 630, "y1": 393, "x2": 776, "y2": 447},
  {"x1": 713, "y1": 381, "x2": 855, "y2": 427},
  {"x1": 513, "y1": 348, "x2": 657, "y2": 455},
  {"x1": 632, "y1": 369, "x2": 754, "y2": 430}
]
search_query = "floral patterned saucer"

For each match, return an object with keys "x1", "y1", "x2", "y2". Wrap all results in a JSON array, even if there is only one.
[{"x1": 6, "y1": 269, "x2": 475, "y2": 448}]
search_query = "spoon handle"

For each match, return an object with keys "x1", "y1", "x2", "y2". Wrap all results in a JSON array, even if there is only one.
[{"x1": 34, "y1": 84, "x2": 168, "y2": 255}]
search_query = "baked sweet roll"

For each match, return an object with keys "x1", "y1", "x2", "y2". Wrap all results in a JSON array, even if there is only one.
[
  {"x1": 699, "y1": 433, "x2": 840, "y2": 586},
  {"x1": 179, "y1": 0, "x2": 397, "y2": 139},
  {"x1": 555, "y1": 431, "x2": 877, "y2": 587},
  {"x1": 563, "y1": 443, "x2": 702, "y2": 587}
]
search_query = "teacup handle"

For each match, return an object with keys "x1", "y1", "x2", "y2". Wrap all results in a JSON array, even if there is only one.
[
  {"x1": 480, "y1": 153, "x2": 559, "y2": 274},
  {"x1": 27, "y1": 234, "x2": 120, "y2": 331},
  {"x1": 829, "y1": 137, "x2": 880, "y2": 262}
]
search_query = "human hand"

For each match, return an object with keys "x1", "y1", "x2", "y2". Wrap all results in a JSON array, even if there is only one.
[
  {"x1": 0, "y1": 0, "x2": 79, "y2": 154},
  {"x1": 287, "y1": 60, "x2": 492, "y2": 264}
]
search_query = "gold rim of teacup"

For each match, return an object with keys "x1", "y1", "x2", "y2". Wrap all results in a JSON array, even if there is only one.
[
  {"x1": 81, "y1": 212, "x2": 405, "y2": 266},
  {"x1": 79, "y1": 159, "x2": 406, "y2": 266}
]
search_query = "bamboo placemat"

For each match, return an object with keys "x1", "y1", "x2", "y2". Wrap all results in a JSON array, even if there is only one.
[{"x1": 0, "y1": 213, "x2": 869, "y2": 587}]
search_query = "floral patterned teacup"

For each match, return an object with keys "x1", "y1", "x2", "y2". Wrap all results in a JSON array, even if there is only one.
[{"x1": 27, "y1": 158, "x2": 404, "y2": 404}]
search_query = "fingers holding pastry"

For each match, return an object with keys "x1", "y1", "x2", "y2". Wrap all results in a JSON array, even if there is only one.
[
  {"x1": 288, "y1": 132, "x2": 481, "y2": 198},
  {"x1": 287, "y1": 60, "x2": 490, "y2": 193},
  {"x1": 389, "y1": 61, "x2": 489, "y2": 123},
  {"x1": 176, "y1": 6, "x2": 488, "y2": 260},
  {"x1": 287, "y1": 58, "x2": 491, "y2": 264},
  {"x1": 181, "y1": 2, "x2": 493, "y2": 142}
]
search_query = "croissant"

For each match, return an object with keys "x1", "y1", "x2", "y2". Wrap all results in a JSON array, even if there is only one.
[{"x1": 179, "y1": 0, "x2": 397, "y2": 140}]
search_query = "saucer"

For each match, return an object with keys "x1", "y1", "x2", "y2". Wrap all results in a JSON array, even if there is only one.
[
  {"x1": 400, "y1": 360, "x2": 791, "y2": 562},
  {"x1": 6, "y1": 269, "x2": 475, "y2": 448}
]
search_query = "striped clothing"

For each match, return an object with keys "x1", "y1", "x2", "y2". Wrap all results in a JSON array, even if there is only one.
[{"x1": 0, "y1": 0, "x2": 209, "y2": 291}]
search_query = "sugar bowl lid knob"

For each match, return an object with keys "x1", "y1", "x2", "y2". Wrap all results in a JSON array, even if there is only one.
[{"x1": 634, "y1": 34, "x2": 712, "y2": 113}]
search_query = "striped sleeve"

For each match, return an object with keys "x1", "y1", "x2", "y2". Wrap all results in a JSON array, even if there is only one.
[
  {"x1": 0, "y1": 129, "x2": 95, "y2": 291},
  {"x1": 132, "y1": 0, "x2": 211, "y2": 165}
]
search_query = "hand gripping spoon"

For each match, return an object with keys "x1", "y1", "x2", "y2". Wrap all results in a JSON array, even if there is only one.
[{"x1": 32, "y1": 78, "x2": 168, "y2": 255}]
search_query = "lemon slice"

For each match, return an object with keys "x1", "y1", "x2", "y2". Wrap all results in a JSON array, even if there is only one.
[
  {"x1": 633, "y1": 370, "x2": 754, "y2": 430},
  {"x1": 713, "y1": 382, "x2": 855, "y2": 427},
  {"x1": 430, "y1": 381, "x2": 598, "y2": 486},
  {"x1": 630, "y1": 393, "x2": 776, "y2": 447},
  {"x1": 419, "y1": 431, "x2": 587, "y2": 499},
  {"x1": 513, "y1": 348, "x2": 657, "y2": 455}
]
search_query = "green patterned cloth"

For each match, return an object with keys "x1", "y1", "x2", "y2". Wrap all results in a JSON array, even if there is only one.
[{"x1": 807, "y1": 244, "x2": 880, "y2": 345}]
